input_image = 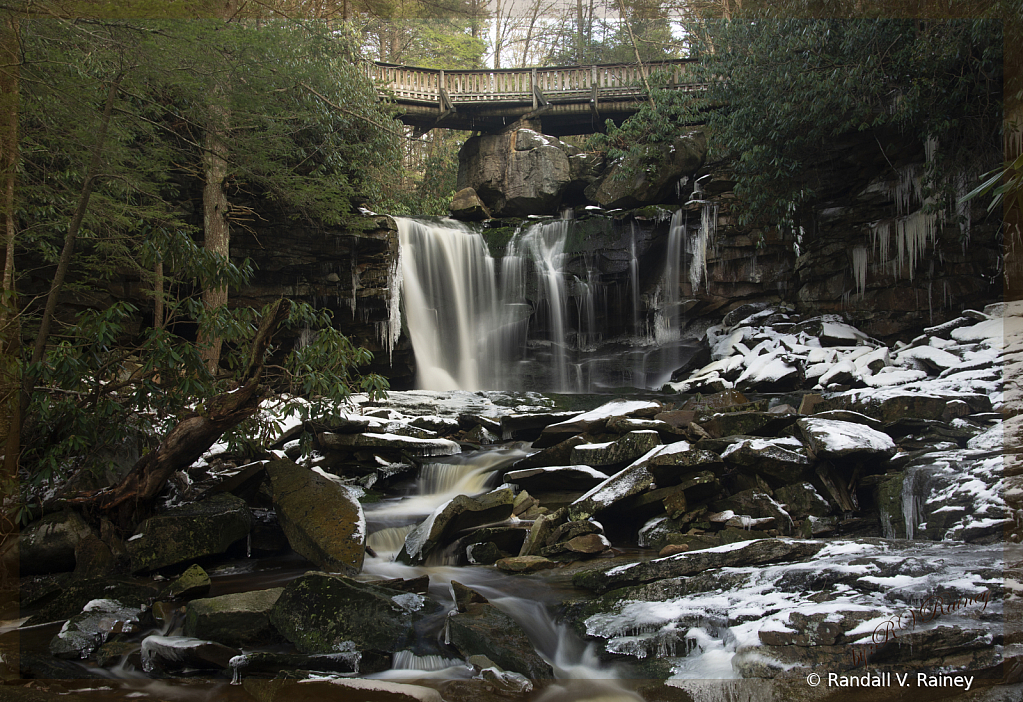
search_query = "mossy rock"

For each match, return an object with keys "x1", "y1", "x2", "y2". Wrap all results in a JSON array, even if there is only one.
[
  {"x1": 269, "y1": 572, "x2": 440, "y2": 655},
  {"x1": 184, "y1": 587, "x2": 284, "y2": 647},
  {"x1": 266, "y1": 458, "x2": 366, "y2": 575},
  {"x1": 127, "y1": 493, "x2": 253, "y2": 573}
]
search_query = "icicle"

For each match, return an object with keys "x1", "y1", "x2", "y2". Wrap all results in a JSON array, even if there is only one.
[
  {"x1": 688, "y1": 202, "x2": 717, "y2": 292},
  {"x1": 851, "y1": 247, "x2": 868, "y2": 298}
]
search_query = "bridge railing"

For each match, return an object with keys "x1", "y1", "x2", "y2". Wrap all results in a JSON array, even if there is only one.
[{"x1": 370, "y1": 60, "x2": 698, "y2": 105}]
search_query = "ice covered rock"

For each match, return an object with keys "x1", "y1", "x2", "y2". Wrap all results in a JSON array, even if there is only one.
[
  {"x1": 141, "y1": 635, "x2": 239, "y2": 673},
  {"x1": 49, "y1": 599, "x2": 145, "y2": 659}
]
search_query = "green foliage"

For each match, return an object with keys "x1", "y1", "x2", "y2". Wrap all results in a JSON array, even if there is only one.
[
  {"x1": 11, "y1": 18, "x2": 398, "y2": 498},
  {"x1": 590, "y1": 17, "x2": 1003, "y2": 232},
  {"x1": 20, "y1": 294, "x2": 387, "y2": 501},
  {"x1": 587, "y1": 68, "x2": 703, "y2": 174},
  {"x1": 698, "y1": 18, "x2": 1003, "y2": 229}
]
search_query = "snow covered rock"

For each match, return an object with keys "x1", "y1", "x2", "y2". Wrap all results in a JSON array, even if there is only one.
[
  {"x1": 266, "y1": 458, "x2": 367, "y2": 576},
  {"x1": 49, "y1": 599, "x2": 145, "y2": 659},
  {"x1": 567, "y1": 447, "x2": 664, "y2": 520},
  {"x1": 534, "y1": 399, "x2": 662, "y2": 448},
  {"x1": 797, "y1": 418, "x2": 897, "y2": 460},
  {"x1": 317, "y1": 431, "x2": 461, "y2": 457},
  {"x1": 720, "y1": 437, "x2": 813, "y2": 483},
  {"x1": 504, "y1": 465, "x2": 608, "y2": 493},
  {"x1": 397, "y1": 488, "x2": 515, "y2": 565},
  {"x1": 570, "y1": 430, "x2": 661, "y2": 468},
  {"x1": 573, "y1": 538, "x2": 825, "y2": 593}
]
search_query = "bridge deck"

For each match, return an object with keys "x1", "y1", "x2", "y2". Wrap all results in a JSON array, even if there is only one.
[{"x1": 370, "y1": 60, "x2": 701, "y2": 135}]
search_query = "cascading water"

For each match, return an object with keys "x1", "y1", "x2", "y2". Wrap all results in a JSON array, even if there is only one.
[
  {"x1": 513, "y1": 217, "x2": 572, "y2": 391},
  {"x1": 395, "y1": 213, "x2": 705, "y2": 392},
  {"x1": 361, "y1": 446, "x2": 641, "y2": 698},
  {"x1": 396, "y1": 217, "x2": 499, "y2": 391}
]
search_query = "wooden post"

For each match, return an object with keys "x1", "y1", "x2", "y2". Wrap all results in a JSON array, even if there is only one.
[{"x1": 531, "y1": 67, "x2": 537, "y2": 110}]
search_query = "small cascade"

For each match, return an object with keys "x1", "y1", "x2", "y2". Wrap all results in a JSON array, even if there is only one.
[
  {"x1": 654, "y1": 210, "x2": 686, "y2": 345},
  {"x1": 512, "y1": 217, "x2": 572, "y2": 391}
]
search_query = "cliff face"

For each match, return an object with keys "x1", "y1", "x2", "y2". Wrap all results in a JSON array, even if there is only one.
[
  {"x1": 230, "y1": 214, "x2": 415, "y2": 388},
  {"x1": 37, "y1": 126, "x2": 997, "y2": 392},
  {"x1": 458, "y1": 125, "x2": 1001, "y2": 347}
]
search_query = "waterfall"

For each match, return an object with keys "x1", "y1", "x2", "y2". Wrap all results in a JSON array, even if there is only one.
[
  {"x1": 396, "y1": 218, "x2": 499, "y2": 391},
  {"x1": 654, "y1": 210, "x2": 686, "y2": 345},
  {"x1": 511, "y1": 217, "x2": 571, "y2": 392},
  {"x1": 629, "y1": 224, "x2": 641, "y2": 337},
  {"x1": 395, "y1": 214, "x2": 703, "y2": 392}
]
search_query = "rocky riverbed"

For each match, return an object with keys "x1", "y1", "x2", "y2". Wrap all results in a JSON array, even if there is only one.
[{"x1": 1, "y1": 302, "x2": 1020, "y2": 702}]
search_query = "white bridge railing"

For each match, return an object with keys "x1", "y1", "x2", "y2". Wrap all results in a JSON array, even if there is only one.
[{"x1": 369, "y1": 60, "x2": 698, "y2": 107}]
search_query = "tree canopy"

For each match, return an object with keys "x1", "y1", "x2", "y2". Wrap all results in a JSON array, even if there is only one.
[
  {"x1": 3, "y1": 14, "x2": 399, "y2": 519},
  {"x1": 593, "y1": 11, "x2": 1005, "y2": 235}
]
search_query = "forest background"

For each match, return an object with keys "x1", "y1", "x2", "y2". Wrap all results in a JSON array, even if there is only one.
[{"x1": 0, "y1": 0, "x2": 1017, "y2": 554}]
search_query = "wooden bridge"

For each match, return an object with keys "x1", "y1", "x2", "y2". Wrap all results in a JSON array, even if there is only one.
[{"x1": 369, "y1": 59, "x2": 701, "y2": 136}]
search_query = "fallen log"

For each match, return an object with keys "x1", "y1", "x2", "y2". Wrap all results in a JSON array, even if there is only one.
[{"x1": 74, "y1": 298, "x2": 291, "y2": 530}]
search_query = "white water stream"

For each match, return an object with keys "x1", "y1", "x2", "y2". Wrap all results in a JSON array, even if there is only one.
[{"x1": 361, "y1": 449, "x2": 643, "y2": 699}]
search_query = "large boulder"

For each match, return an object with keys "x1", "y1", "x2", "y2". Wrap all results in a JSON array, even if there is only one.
[
  {"x1": 457, "y1": 128, "x2": 576, "y2": 216},
  {"x1": 269, "y1": 572, "x2": 439, "y2": 655},
  {"x1": 397, "y1": 488, "x2": 515, "y2": 565},
  {"x1": 588, "y1": 131, "x2": 707, "y2": 209},
  {"x1": 797, "y1": 418, "x2": 897, "y2": 461},
  {"x1": 126, "y1": 493, "x2": 252, "y2": 573},
  {"x1": 183, "y1": 588, "x2": 284, "y2": 647},
  {"x1": 266, "y1": 458, "x2": 366, "y2": 575},
  {"x1": 17, "y1": 511, "x2": 93, "y2": 575}
]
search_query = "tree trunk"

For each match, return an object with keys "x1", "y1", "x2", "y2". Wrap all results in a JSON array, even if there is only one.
[
  {"x1": 198, "y1": 116, "x2": 230, "y2": 374},
  {"x1": 29, "y1": 74, "x2": 122, "y2": 370},
  {"x1": 1, "y1": 10, "x2": 20, "y2": 483},
  {"x1": 78, "y1": 298, "x2": 291, "y2": 530},
  {"x1": 153, "y1": 258, "x2": 164, "y2": 330},
  {"x1": 197, "y1": 0, "x2": 236, "y2": 375}
]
